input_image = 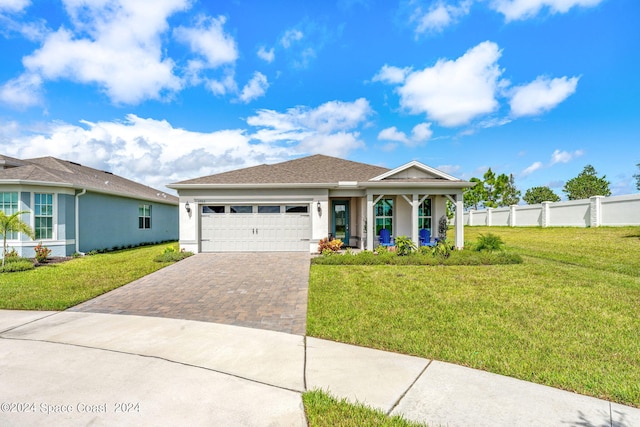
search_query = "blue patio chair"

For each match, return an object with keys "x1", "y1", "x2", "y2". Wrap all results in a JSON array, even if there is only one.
[
  {"x1": 419, "y1": 228, "x2": 436, "y2": 247},
  {"x1": 378, "y1": 228, "x2": 394, "y2": 247}
]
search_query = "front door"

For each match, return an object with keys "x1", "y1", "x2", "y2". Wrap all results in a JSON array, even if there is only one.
[{"x1": 332, "y1": 200, "x2": 350, "y2": 244}]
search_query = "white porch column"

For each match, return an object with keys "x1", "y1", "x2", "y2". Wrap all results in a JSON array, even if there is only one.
[
  {"x1": 455, "y1": 197, "x2": 464, "y2": 249},
  {"x1": 412, "y1": 193, "x2": 419, "y2": 246},
  {"x1": 366, "y1": 193, "x2": 374, "y2": 251}
]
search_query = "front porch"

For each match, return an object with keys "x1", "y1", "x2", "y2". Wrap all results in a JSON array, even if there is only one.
[{"x1": 326, "y1": 191, "x2": 464, "y2": 251}]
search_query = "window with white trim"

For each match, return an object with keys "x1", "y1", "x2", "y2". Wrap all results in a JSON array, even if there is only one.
[
  {"x1": 375, "y1": 198, "x2": 393, "y2": 236},
  {"x1": 419, "y1": 199, "x2": 432, "y2": 231},
  {"x1": 34, "y1": 193, "x2": 53, "y2": 239},
  {"x1": 139, "y1": 204, "x2": 151, "y2": 229},
  {"x1": 0, "y1": 192, "x2": 19, "y2": 239}
]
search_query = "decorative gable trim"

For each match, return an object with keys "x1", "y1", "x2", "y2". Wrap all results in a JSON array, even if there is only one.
[{"x1": 369, "y1": 160, "x2": 459, "y2": 182}]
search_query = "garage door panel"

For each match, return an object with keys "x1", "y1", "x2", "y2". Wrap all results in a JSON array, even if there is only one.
[{"x1": 200, "y1": 209, "x2": 310, "y2": 252}]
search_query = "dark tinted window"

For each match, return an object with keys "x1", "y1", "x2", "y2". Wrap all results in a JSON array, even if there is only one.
[
  {"x1": 258, "y1": 205, "x2": 281, "y2": 214},
  {"x1": 285, "y1": 205, "x2": 308, "y2": 213},
  {"x1": 230, "y1": 205, "x2": 252, "y2": 214},
  {"x1": 202, "y1": 205, "x2": 225, "y2": 213}
]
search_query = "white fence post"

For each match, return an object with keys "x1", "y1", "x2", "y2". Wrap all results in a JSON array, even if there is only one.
[
  {"x1": 469, "y1": 209, "x2": 474, "y2": 226},
  {"x1": 590, "y1": 196, "x2": 603, "y2": 227},
  {"x1": 509, "y1": 205, "x2": 517, "y2": 227},
  {"x1": 486, "y1": 208, "x2": 492, "y2": 226},
  {"x1": 541, "y1": 202, "x2": 551, "y2": 227}
]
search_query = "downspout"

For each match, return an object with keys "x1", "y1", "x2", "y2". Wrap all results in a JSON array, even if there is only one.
[{"x1": 75, "y1": 189, "x2": 86, "y2": 255}]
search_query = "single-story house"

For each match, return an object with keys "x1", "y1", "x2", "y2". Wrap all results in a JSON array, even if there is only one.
[
  {"x1": 0, "y1": 154, "x2": 178, "y2": 257},
  {"x1": 168, "y1": 154, "x2": 473, "y2": 253}
]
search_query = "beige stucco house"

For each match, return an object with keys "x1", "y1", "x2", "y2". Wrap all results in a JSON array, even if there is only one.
[{"x1": 168, "y1": 154, "x2": 473, "y2": 253}]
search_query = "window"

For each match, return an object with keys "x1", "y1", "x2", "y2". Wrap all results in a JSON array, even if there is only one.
[
  {"x1": 202, "y1": 205, "x2": 224, "y2": 214},
  {"x1": 258, "y1": 205, "x2": 280, "y2": 214},
  {"x1": 419, "y1": 199, "x2": 432, "y2": 231},
  {"x1": 286, "y1": 205, "x2": 309, "y2": 213},
  {"x1": 34, "y1": 193, "x2": 53, "y2": 239},
  {"x1": 139, "y1": 204, "x2": 151, "y2": 229},
  {"x1": 0, "y1": 192, "x2": 19, "y2": 239},
  {"x1": 230, "y1": 205, "x2": 252, "y2": 214},
  {"x1": 375, "y1": 198, "x2": 393, "y2": 236}
]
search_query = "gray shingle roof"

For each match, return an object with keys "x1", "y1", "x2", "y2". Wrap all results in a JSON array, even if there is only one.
[
  {"x1": 173, "y1": 154, "x2": 391, "y2": 185},
  {"x1": 0, "y1": 155, "x2": 177, "y2": 204}
]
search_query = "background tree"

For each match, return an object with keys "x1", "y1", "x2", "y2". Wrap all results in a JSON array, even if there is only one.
[
  {"x1": 463, "y1": 169, "x2": 515, "y2": 209},
  {"x1": 563, "y1": 165, "x2": 611, "y2": 200},
  {"x1": 0, "y1": 210, "x2": 35, "y2": 266},
  {"x1": 499, "y1": 174, "x2": 521, "y2": 206},
  {"x1": 523, "y1": 186, "x2": 561, "y2": 204},
  {"x1": 634, "y1": 163, "x2": 640, "y2": 191},
  {"x1": 463, "y1": 177, "x2": 486, "y2": 210}
]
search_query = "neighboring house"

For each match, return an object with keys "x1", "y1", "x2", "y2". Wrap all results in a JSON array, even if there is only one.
[
  {"x1": 0, "y1": 154, "x2": 178, "y2": 257},
  {"x1": 168, "y1": 154, "x2": 472, "y2": 253}
]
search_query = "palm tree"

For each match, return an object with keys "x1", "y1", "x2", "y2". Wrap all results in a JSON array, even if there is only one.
[{"x1": 0, "y1": 210, "x2": 35, "y2": 266}]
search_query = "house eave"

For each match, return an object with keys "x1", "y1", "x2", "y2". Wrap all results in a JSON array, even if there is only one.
[
  {"x1": 168, "y1": 180, "x2": 474, "y2": 191},
  {"x1": 167, "y1": 182, "x2": 333, "y2": 190},
  {"x1": 362, "y1": 181, "x2": 474, "y2": 189},
  {"x1": 0, "y1": 179, "x2": 178, "y2": 205}
]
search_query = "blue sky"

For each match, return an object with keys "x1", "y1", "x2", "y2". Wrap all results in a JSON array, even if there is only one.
[{"x1": 1, "y1": 0, "x2": 638, "y2": 197}]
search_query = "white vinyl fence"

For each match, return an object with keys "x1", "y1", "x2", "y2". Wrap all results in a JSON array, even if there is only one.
[{"x1": 464, "y1": 194, "x2": 640, "y2": 227}]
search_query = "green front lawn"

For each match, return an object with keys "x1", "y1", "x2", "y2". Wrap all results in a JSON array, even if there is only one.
[
  {"x1": 0, "y1": 243, "x2": 178, "y2": 310},
  {"x1": 307, "y1": 226, "x2": 640, "y2": 407},
  {"x1": 303, "y1": 390, "x2": 425, "y2": 427}
]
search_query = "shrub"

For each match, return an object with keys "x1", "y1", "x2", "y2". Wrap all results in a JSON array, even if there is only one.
[
  {"x1": 162, "y1": 245, "x2": 177, "y2": 254},
  {"x1": 153, "y1": 250, "x2": 194, "y2": 263},
  {"x1": 34, "y1": 243, "x2": 51, "y2": 263},
  {"x1": 394, "y1": 235, "x2": 416, "y2": 256},
  {"x1": 311, "y1": 248, "x2": 522, "y2": 266},
  {"x1": 475, "y1": 233, "x2": 504, "y2": 252},
  {"x1": 318, "y1": 238, "x2": 343, "y2": 253},
  {"x1": 438, "y1": 215, "x2": 449, "y2": 241},
  {"x1": 4, "y1": 248, "x2": 19, "y2": 260},
  {"x1": 431, "y1": 239, "x2": 454, "y2": 259},
  {"x1": 0, "y1": 259, "x2": 35, "y2": 273}
]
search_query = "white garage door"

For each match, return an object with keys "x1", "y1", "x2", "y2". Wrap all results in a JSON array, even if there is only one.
[{"x1": 200, "y1": 204, "x2": 311, "y2": 252}]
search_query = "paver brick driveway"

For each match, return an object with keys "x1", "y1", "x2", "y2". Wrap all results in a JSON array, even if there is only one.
[{"x1": 69, "y1": 252, "x2": 310, "y2": 335}]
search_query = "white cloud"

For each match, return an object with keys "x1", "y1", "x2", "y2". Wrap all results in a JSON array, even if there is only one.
[
  {"x1": 257, "y1": 46, "x2": 275, "y2": 63},
  {"x1": 205, "y1": 70, "x2": 237, "y2": 96},
  {"x1": 173, "y1": 15, "x2": 238, "y2": 68},
  {"x1": 394, "y1": 41, "x2": 504, "y2": 127},
  {"x1": 518, "y1": 149, "x2": 583, "y2": 178},
  {"x1": 521, "y1": 161, "x2": 543, "y2": 176},
  {"x1": 237, "y1": 72, "x2": 269, "y2": 103},
  {"x1": 411, "y1": 122, "x2": 433, "y2": 142},
  {"x1": 0, "y1": 73, "x2": 42, "y2": 108},
  {"x1": 296, "y1": 132, "x2": 364, "y2": 157},
  {"x1": 16, "y1": 0, "x2": 189, "y2": 105},
  {"x1": 247, "y1": 98, "x2": 373, "y2": 157},
  {"x1": 490, "y1": 0, "x2": 603, "y2": 21},
  {"x1": 0, "y1": 0, "x2": 29, "y2": 13},
  {"x1": 378, "y1": 126, "x2": 409, "y2": 143},
  {"x1": 281, "y1": 29, "x2": 303, "y2": 48},
  {"x1": 550, "y1": 148, "x2": 583, "y2": 164},
  {"x1": 372, "y1": 65, "x2": 412, "y2": 84},
  {"x1": 377, "y1": 122, "x2": 432, "y2": 147},
  {"x1": 1, "y1": 114, "x2": 292, "y2": 192},
  {"x1": 414, "y1": 0, "x2": 472, "y2": 34},
  {"x1": 509, "y1": 76, "x2": 579, "y2": 117}
]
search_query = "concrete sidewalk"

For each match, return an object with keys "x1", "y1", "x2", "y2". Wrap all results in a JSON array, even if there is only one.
[{"x1": 1, "y1": 310, "x2": 639, "y2": 427}]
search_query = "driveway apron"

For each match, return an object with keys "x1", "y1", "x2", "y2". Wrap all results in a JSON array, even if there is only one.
[{"x1": 68, "y1": 252, "x2": 310, "y2": 335}]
